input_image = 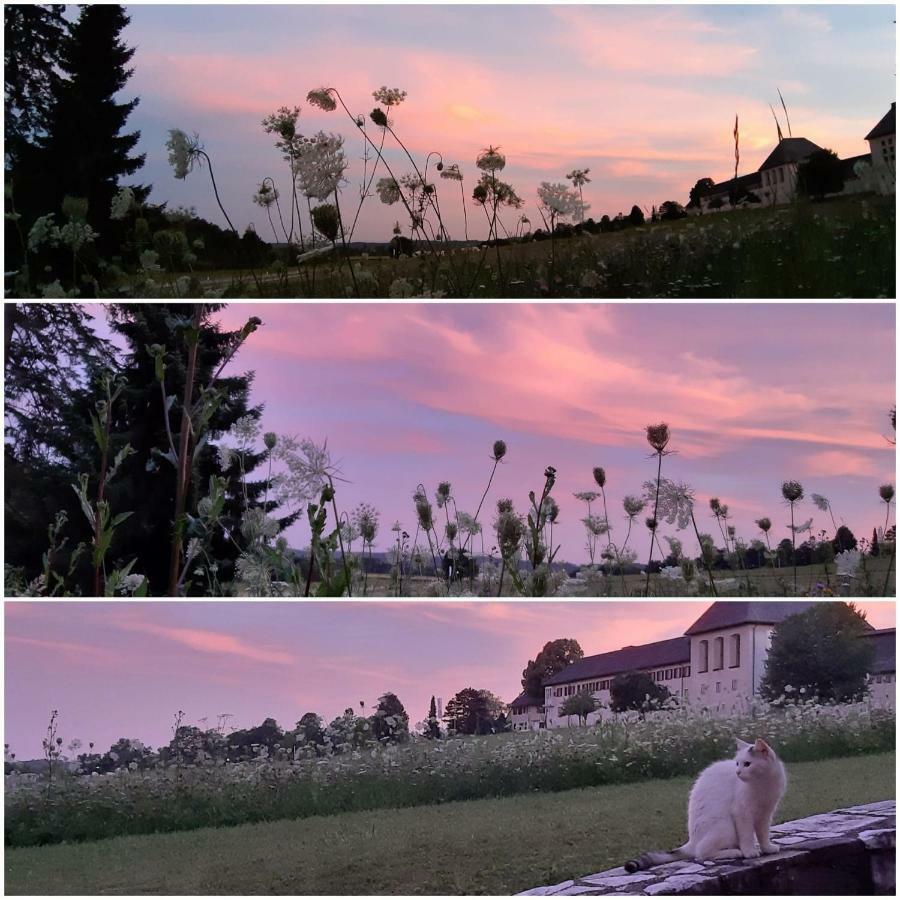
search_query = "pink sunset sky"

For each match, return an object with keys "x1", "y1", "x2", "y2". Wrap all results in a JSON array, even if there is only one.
[
  {"x1": 169, "y1": 302, "x2": 898, "y2": 561},
  {"x1": 5, "y1": 600, "x2": 895, "y2": 758},
  {"x1": 115, "y1": 4, "x2": 896, "y2": 241}
]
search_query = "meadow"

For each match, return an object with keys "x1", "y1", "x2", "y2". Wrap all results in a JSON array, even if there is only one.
[
  {"x1": 4, "y1": 731, "x2": 893, "y2": 894},
  {"x1": 10, "y1": 67, "x2": 895, "y2": 300},
  {"x1": 201, "y1": 195, "x2": 896, "y2": 300},
  {"x1": 5, "y1": 701, "x2": 893, "y2": 851}
]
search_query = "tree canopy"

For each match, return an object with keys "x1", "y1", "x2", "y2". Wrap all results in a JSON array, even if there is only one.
[
  {"x1": 759, "y1": 602, "x2": 875, "y2": 703},
  {"x1": 522, "y1": 638, "x2": 583, "y2": 697},
  {"x1": 609, "y1": 671, "x2": 671, "y2": 714}
]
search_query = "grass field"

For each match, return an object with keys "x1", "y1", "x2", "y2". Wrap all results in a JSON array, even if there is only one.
[
  {"x1": 5, "y1": 752, "x2": 894, "y2": 895},
  {"x1": 358, "y1": 557, "x2": 895, "y2": 597},
  {"x1": 194, "y1": 195, "x2": 896, "y2": 299}
]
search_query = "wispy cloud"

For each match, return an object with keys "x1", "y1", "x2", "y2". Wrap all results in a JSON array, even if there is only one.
[{"x1": 109, "y1": 618, "x2": 295, "y2": 666}]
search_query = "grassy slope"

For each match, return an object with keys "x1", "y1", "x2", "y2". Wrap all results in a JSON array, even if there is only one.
[
  {"x1": 204, "y1": 194, "x2": 894, "y2": 299},
  {"x1": 6, "y1": 752, "x2": 894, "y2": 896}
]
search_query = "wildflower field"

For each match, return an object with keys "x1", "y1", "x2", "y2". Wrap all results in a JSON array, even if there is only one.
[
  {"x1": 5, "y1": 701, "x2": 893, "y2": 850},
  {"x1": 195, "y1": 194, "x2": 897, "y2": 300}
]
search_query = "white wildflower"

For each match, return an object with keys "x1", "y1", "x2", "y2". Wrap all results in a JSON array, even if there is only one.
[
  {"x1": 306, "y1": 88, "x2": 337, "y2": 112},
  {"x1": 166, "y1": 129, "x2": 202, "y2": 179},
  {"x1": 835, "y1": 548, "x2": 862, "y2": 578},
  {"x1": 372, "y1": 86, "x2": 407, "y2": 107},
  {"x1": 110, "y1": 187, "x2": 136, "y2": 220}
]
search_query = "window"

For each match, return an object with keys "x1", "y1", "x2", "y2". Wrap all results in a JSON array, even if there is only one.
[
  {"x1": 729, "y1": 634, "x2": 740, "y2": 668},
  {"x1": 715, "y1": 682, "x2": 721, "y2": 693},
  {"x1": 713, "y1": 637, "x2": 724, "y2": 670},
  {"x1": 779, "y1": 167, "x2": 784, "y2": 183},
  {"x1": 699, "y1": 640, "x2": 709, "y2": 673},
  {"x1": 700, "y1": 684, "x2": 708, "y2": 695},
  {"x1": 732, "y1": 679, "x2": 738, "y2": 691}
]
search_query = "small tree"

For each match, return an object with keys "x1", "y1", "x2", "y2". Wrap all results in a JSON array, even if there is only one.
[
  {"x1": 832, "y1": 525, "x2": 857, "y2": 554},
  {"x1": 628, "y1": 205, "x2": 645, "y2": 226},
  {"x1": 560, "y1": 688, "x2": 599, "y2": 726},
  {"x1": 443, "y1": 687, "x2": 497, "y2": 735},
  {"x1": 658, "y1": 200, "x2": 687, "y2": 221},
  {"x1": 798, "y1": 149, "x2": 845, "y2": 200},
  {"x1": 609, "y1": 671, "x2": 671, "y2": 714},
  {"x1": 759, "y1": 602, "x2": 875, "y2": 703},
  {"x1": 423, "y1": 695, "x2": 441, "y2": 739},
  {"x1": 370, "y1": 691, "x2": 409, "y2": 744},
  {"x1": 688, "y1": 177, "x2": 715, "y2": 209}
]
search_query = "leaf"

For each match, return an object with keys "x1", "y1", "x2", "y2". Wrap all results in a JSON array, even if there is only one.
[
  {"x1": 111, "y1": 511, "x2": 134, "y2": 527},
  {"x1": 89, "y1": 412, "x2": 107, "y2": 454}
]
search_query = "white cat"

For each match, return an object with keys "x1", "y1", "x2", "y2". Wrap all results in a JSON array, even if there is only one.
[{"x1": 624, "y1": 738, "x2": 787, "y2": 872}]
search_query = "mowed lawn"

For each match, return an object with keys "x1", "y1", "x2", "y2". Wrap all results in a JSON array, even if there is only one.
[{"x1": 6, "y1": 752, "x2": 894, "y2": 895}]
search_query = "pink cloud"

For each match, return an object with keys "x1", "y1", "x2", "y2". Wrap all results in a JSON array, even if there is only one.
[
  {"x1": 6, "y1": 636, "x2": 122, "y2": 666},
  {"x1": 806, "y1": 449, "x2": 879, "y2": 478},
  {"x1": 110, "y1": 618, "x2": 295, "y2": 666}
]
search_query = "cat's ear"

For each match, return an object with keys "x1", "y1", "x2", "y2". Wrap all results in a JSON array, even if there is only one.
[
  {"x1": 754, "y1": 738, "x2": 771, "y2": 755},
  {"x1": 735, "y1": 738, "x2": 751, "y2": 751}
]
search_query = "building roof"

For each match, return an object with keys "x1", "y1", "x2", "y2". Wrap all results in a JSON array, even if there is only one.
[
  {"x1": 700, "y1": 172, "x2": 762, "y2": 197},
  {"x1": 543, "y1": 636, "x2": 690, "y2": 686},
  {"x1": 509, "y1": 691, "x2": 543, "y2": 709},
  {"x1": 759, "y1": 137, "x2": 823, "y2": 171},
  {"x1": 862, "y1": 628, "x2": 896, "y2": 674},
  {"x1": 865, "y1": 103, "x2": 896, "y2": 141},
  {"x1": 684, "y1": 601, "x2": 828, "y2": 636}
]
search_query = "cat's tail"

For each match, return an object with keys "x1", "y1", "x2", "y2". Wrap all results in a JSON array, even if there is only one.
[{"x1": 623, "y1": 845, "x2": 691, "y2": 873}]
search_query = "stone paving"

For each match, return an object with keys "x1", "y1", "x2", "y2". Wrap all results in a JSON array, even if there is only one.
[{"x1": 517, "y1": 800, "x2": 895, "y2": 895}]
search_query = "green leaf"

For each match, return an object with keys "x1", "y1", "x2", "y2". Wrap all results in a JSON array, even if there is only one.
[
  {"x1": 89, "y1": 412, "x2": 107, "y2": 454},
  {"x1": 111, "y1": 511, "x2": 134, "y2": 528}
]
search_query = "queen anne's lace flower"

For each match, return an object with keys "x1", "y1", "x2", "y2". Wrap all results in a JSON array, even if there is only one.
[
  {"x1": 810, "y1": 493, "x2": 830, "y2": 512},
  {"x1": 835, "y1": 548, "x2": 862, "y2": 578},
  {"x1": 372, "y1": 86, "x2": 407, "y2": 107},
  {"x1": 643, "y1": 478, "x2": 695, "y2": 530},
  {"x1": 110, "y1": 187, "x2": 135, "y2": 220},
  {"x1": 166, "y1": 129, "x2": 202, "y2": 179},
  {"x1": 307, "y1": 88, "x2": 337, "y2": 112},
  {"x1": 376, "y1": 177, "x2": 401, "y2": 205},
  {"x1": 476, "y1": 146, "x2": 506, "y2": 172},
  {"x1": 440, "y1": 163, "x2": 463, "y2": 182},
  {"x1": 295, "y1": 132, "x2": 347, "y2": 200},
  {"x1": 537, "y1": 181, "x2": 581, "y2": 219}
]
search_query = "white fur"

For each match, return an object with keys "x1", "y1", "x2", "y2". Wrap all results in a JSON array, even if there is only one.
[{"x1": 677, "y1": 738, "x2": 787, "y2": 861}]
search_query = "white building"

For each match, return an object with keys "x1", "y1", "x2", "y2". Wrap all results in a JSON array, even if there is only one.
[
  {"x1": 513, "y1": 602, "x2": 895, "y2": 730},
  {"x1": 695, "y1": 103, "x2": 896, "y2": 211},
  {"x1": 863, "y1": 627, "x2": 896, "y2": 708},
  {"x1": 864, "y1": 102, "x2": 896, "y2": 194}
]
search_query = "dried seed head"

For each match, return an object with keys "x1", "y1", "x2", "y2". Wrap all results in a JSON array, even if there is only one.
[
  {"x1": 645, "y1": 422, "x2": 670, "y2": 453},
  {"x1": 756, "y1": 517, "x2": 772, "y2": 532},
  {"x1": 645, "y1": 516, "x2": 658, "y2": 532},
  {"x1": 781, "y1": 480, "x2": 804, "y2": 503},
  {"x1": 592, "y1": 467, "x2": 606, "y2": 488},
  {"x1": 879, "y1": 484, "x2": 895, "y2": 503},
  {"x1": 263, "y1": 432, "x2": 277, "y2": 450},
  {"x1": 369, "y1": 107, "x2": 388, "y2": 128},
  {"x1": 709, "y1": 497, "x2": 721, "y2": 514},
  {"x1": 623, "y1": 495, "x2": 645, "y2": 517},
  {"x1": 492, "y1": 440, "x2": 507, "y2": 461}
]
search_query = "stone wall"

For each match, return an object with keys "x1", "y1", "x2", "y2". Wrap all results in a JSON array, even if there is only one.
[{"x1": 518, "y1": 800, "x2": 895, "y2": 896}]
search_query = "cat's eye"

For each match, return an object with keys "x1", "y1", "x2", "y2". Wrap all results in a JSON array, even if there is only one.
[{"x1": 742, "y1": 761, "x2": 751, "y2": 767}]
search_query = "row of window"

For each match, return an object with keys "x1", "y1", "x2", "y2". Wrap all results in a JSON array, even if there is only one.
[
  {"x1": 762, "y1": 167, "x2": 787, "y2": 186},
  {"x1": 550, "y1": 666, "x2": 691, "y2": 698},
  {"x1": 698, "y1": 634, "x2": 740, "y2": 672},
  {"x1": 873, "y1": 674, "x2": 894, "y2": 684},
  {"x1": 700, "y1": 679, "x2": 739, "y2": 695},
  {"x1": 651, "y1": 666, "x2": 690, "y2": 682}
]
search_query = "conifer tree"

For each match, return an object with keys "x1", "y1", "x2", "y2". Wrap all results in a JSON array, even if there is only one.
[{"x1": 39, "y1": 5, "x2": 145, "y2": 249}]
